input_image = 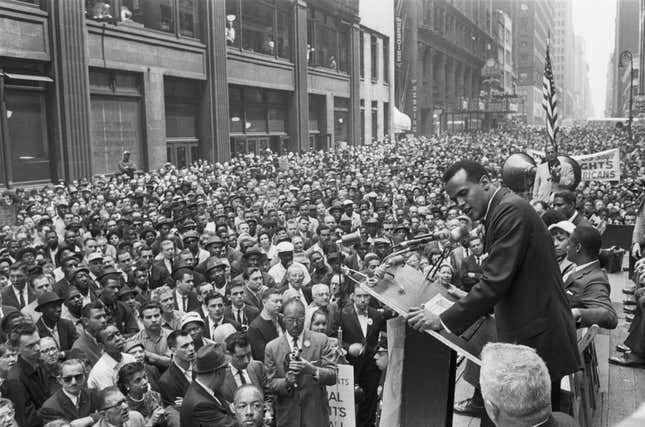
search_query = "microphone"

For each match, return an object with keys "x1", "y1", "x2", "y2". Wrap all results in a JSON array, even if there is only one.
[{"x1": 396, "y1": 226, "x2": 467, "y2": 248}]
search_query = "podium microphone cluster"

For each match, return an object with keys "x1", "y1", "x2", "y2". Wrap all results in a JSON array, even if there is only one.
[{"x1": 395, "y1": 226, "x2": 468, "y2": 249}]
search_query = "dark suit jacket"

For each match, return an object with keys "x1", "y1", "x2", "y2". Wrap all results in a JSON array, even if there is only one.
[
  {"x1": 180, "y1": 380, "x2": 236, "y2": 427},
  {"x1": 159, "y1": 362, "x2": 190, "y2": 406},
  {"x1": 243, "y1": 286, "x2": 264, "y2": 312},
  {"x1": 5, "y1": 357, "x2": 52, "y2": 427},
  {"x1": 174, "y1": 290, "x2": 201, "y2": 312},
  {"x1": 36, "y1": 317, "x2": 79, "y2": 351},
  {"x1": 339, "y1": 305, "x2": 385, "y2": 375},
  {"x1": 1, "y1": 285, "x2": 35, "y2": 309},
  {"x1": 265, "y1": 330, "x2": 337, "y2": 427},
  {"x1": 150, "y1": 260, "x2": 174, "y2": 289},
  {"x1": 247, "y1": 315, "x2": 283, "y2": 361},
  {"x1": 564, "y1": 260, "x2": 618, "y2": 329},
  {"x1": 440, "y1": 188, "x2": 581, "y2": 381},
  {"x1": 71, "y1": 331, "x2": 102, "y2": 366},
  {"x1": 223, "y1": 304, "x2": 260, "y2": 327},
  {"x1": 458, "y1": 253, "x2": 485, "y2": 291},
  {"x1": 220, "y1": 359, "x2": 266, "y2": 402},
  {"x1": 40, "y1": 387, "x2": 101, "y2": 424}
]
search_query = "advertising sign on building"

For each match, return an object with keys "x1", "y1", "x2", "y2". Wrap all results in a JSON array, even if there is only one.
[
  {"x1": 327, "y1": 364, "x2": 356, "y2": 427},
  {"x1": 395, "y1": 17, "x2": 403, "y2": 68},
  {"x1": 411, "y1": 79, "x2": 417, "y2": 133}
]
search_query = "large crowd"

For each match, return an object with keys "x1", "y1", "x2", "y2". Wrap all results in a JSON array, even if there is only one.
[{"x1": 0, "y1": 123, "x2": 640, "y2": 427}]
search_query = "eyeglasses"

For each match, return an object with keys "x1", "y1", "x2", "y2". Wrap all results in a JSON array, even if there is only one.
[
  {"x1": 283, "y1": 317, "x2": 305, "y2": 324},
  {"x1": 61, "y1": 373, "x2": 84, "y2": 383},
  {"x1": 102, "y1": 398, "x2": 127, "y2": 411},
  {"x1": 40, "y1": 347, "x2": 58, "y2": 355}
]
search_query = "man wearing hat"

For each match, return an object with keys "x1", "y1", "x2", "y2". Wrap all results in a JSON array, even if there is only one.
[
  {"x1": 268, "y1": 242, "x2": 311, "y2": 286},
  {"x1": 34, "y1": 291, "x2": 78, "y2": 355},
  {"x1": 118, "y1": 150, "x2": 136, "y2": 178},
  {"x1": 21, "y1": 274, "x2": 54, "y2": 323},
  {"x1": 180, "y1": 344, "x2": 236, "y2": 427}
]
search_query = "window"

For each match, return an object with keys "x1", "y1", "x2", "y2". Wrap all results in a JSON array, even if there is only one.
[
  {"x1": 334, "y1": 97, "x2": 349, "y2": 145},
  {"x1": 87, "y1": 0, "x2": 201, "y2": 38},
  {"x1": 226, "y1": 0, "x2": 292, "y2": 61},
  {"x1": 359, "y1": 31, "x2": 365, "y2": 78},
  {"x1": 370, "y1": 35, "x2": 378, "y2": 82},
  {"x1": 371, "y1": 101, "x2": 378, "y2": 141},
  {"x1": 383, "y1": 37, "x2": 389, "y2": 83},
  {"x1": 307, "y1": 8, "x2": 349, "y2": 72},
  {"x1": 228, "y1": 85, "x2": 289, "y2": 136}
]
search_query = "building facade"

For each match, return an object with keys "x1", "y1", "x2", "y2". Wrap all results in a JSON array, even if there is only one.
[
  {"x1": 396, "y1": 0, "x2": 495, "y2": 135},
  {"x1": 608, "y1": 0, "x2": 639, "y2": 117},
  {"x1": 0, "y1": 0, "x2": 391, "y2": 186},
  {"x1": 552, "y1": 0, "x2": 574, "y2": 120},
  {"x1": 494, "y1": 0, "x2": 554, "y2": 125},
  {"x1": 494, "y1": 9, "x2": 514, "y2": 95}
]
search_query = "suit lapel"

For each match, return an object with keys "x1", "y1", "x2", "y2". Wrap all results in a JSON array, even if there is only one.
[
  {"x1": 59, "y1": 390, "x2": 79, "y2": 417},
  {"x1": 349, "y1": 306, "x2": 365, "y2": 339}
]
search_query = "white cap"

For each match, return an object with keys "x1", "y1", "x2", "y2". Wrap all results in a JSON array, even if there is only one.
[
  {"x1": 343, "y1": 199, "x2": 354, "y2": 206},
  {"x1": 276, "y1": 242, "x2": 295, "y2": 253},
  {"x1": 548, "y1": 220, "x2": 576, "y2": 235}
]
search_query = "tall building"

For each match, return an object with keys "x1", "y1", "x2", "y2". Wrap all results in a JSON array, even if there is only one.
[
  {"x1": 359, "y1": 0, "x2": 395, "y2": 144},
  {"x1": 552, "y1": 0, "x2": 574, "y2": 120},
  {"x1": 0, "y1": 0, "x2": 395, "y2": 185},
  {"x1": 396, "y1": 0, "x2": 496, "y2": 135},
  {"x1": 494, "y1": 9, "x2": 515, "y2": 95},
  {"x1": 608, "y1": 0, "x2": 639, "y2": 117},
  {"x1": 494, "y1": 0, "x2": 555, "y2": 125},
  {"x1": 573, "y1": 35, "x2": 593, "y2": 119}
]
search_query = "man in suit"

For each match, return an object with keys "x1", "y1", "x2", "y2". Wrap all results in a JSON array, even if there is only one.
[
  {"x1": 408, "y1": 160, "x2": 580, "y2": 423},
  {"x1": 34, "y1": 291, "x2": 79, "y2": 354},
  {"x1": 173, "y1": 269, "x2": 201, "y2": 314},
  {"x1": 564, "y1": 225, "x2": 618, "y2": 330},
  {"x1": 3, "y1": 262, "x2": 35, "y2": 309},
  {"x1": 553, "y1": 190, "x2": 590, "y2": 227},
  {"x1": 21, "y1": 274, "x2": 54, "y2": 323},
  {"x1": 220, "y1": 331, "x2": 267, "y2": 402},
  {"x1": 247, "y1": 288, "x2": 284, "y2": 360},
  {"x1": 149, "y1": 240, "x2": 175, "y2": 289},
  {"x1": 339, "y1": 286, "x2": 385, "y2": 427},
  {"x1": 532, "y1": 145, "x2": 574, "y2": 203},
  {"x1": 71, "y1": 301, "x2": 107, "y2": 366},
  {"x1": 40, "y1": 358, "x2": 102, "y2": 425},
  {"x1": 242, "y1": 268, "x2": 265, "y2": 312},
  {"x1": 304, "y1": 284, "x2": 339, "y2": 335},
  {"x1": 224, "y1": 281, "x2": 260, "y2": 329},
  {"x1": 159, "y1": 330, "x2": 195, "y2": 407},
  {"x1": 480, "y1": 343, "x2": 579, "y2": 427},
  {"x1": 5, "y1": 322, "x2": 52, "y2": 427},
  {"x1": 180, "y1": 343, "x2": 237, "y2": 427},
  {"x1": 458, "y1": 236, "x2": 487, "y2": 292},
  {"x1": 265, "y1": 299, "x2": 337, "y2": 427}
]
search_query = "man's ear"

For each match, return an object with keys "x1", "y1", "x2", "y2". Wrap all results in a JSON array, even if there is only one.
[{"x1": 479, "y1": 175, "x2": 491, "y2": 191}]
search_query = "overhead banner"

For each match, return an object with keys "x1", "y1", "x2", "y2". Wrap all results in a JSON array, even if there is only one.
[
  {"x1": 526, "y1": 148, "x2": 621, "y2": 182},
  {"x1": 327, "y1": 364, "x2": 356, "y2": 427}
]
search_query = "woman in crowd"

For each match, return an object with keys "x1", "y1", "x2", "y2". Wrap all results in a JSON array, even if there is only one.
[
  {"x1": 548, "y1": 221, "x2": 576, "y2": 277},
  {"x1": 116, "y1": 362, "x2": 169, "y2": 427}
]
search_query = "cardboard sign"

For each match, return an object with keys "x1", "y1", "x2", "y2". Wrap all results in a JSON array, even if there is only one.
[
  {"x1": 327, "y1": 364, "x2": 356, "y2": 427},
  {"x1": 527, "y1": 148, "x2": 621, "y2": 182}
]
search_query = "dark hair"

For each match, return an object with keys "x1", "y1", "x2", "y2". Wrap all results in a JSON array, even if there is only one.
[
  {"x1": 316, "y1": 224, "x2": 331, "y2": 235},
  {"x1": 442, "y1": 160, "x2": 489, "y2": 184},
  {"x1": 116, "y1": 362, "x2": 145, "y2": 395},
  {"x1": 81, "y1": 301, "x2": 106, "y2": 319},
  {"x1": 204, "y1": 291, "x2": 224, "y2": 306},
  {"x1": 172, "y1": 269, "x2": 193, "y2": 282},
  {"x1": 225, "y1": 331, "x2": 250, "y2": 354},
  {"x1": 261, "y1": 287, "x2": 282, "y2": 301},
  {"x1": 572, "y1": 225, "x2": 602, "y2": 258},
  {"x1": 167, "y1": 330, "x2": 191, "y2": 350},
  {"x1": 139, "y1": 301, "x2": 162, "y2": 318},
  {"x1": 541, "y1": 209, "x2": 566, "y2": 227},
  {"x1": 9, "y1": 322, "x2": 37, "y2": 347},
  {"x1": 309, "y1": 308, "x2": 329, "y2": 328},
  {"x1": 553, "y1": 190, "x2": 576, "y2": 205},
  {"x1": 243, "y1": 267, "x2": 262, "y2": 280}
]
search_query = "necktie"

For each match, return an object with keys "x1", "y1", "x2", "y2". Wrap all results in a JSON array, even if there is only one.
[
  {"x1": 182, "y1": 296, "x2": 187, "y2": 312},
  {"x1": 236, "y1": 309, "x2": 243, "y2": 325},
  {"x1": 238, "y1": 370, "x2": 247, "y2": 385},
  {"x1": 19, "y1": 290, "x2": 25, "y2": 308},
  {"x1": 292, "y1": 336, "x2": 299, "y2": 353}
]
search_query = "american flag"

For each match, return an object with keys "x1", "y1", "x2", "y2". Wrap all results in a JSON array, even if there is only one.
[{"x1": 542, "y1": 42, "x2": 559, "y2": 150}]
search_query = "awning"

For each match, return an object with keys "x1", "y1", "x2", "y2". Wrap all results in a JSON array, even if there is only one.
[
  {"x1": 1, "y1": 72, "x2": 53, "y2": 83},
  {"x1": 392, "y1": 106, "x2": 411, "y2": 133}
]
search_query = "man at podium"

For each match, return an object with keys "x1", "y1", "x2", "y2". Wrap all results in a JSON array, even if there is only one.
[{"x1": 407, "y1": 160, "x2": 580, "y2": 421}]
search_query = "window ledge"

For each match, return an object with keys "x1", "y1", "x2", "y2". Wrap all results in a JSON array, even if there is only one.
[
  {"x1": 307, "y1": 66, "x2": 350, "y2": 80},
  {"x1": 227, "y1": 48, "x2": 294, "y2": 70},
  {"x1": 86, "y1": 21, "x2": 206, "y2": 51}
]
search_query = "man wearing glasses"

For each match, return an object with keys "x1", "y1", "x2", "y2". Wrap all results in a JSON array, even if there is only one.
[
  {"x1": 40, "y1": 358, "x2": 102, "y2": 425},
  {"x1": 92, "y1": 386, "x2": 145, "y2": 427},
  {"x1": 265, "y1": 299, "x2": 337, "y2": 427}
]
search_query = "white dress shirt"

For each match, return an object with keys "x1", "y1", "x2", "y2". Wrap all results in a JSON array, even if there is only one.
[
  {"x1": 229, "y1": 363, "x2": 251, "y2": 387},
  {"x1": 88, "y1": 352, "x2": 136, "y2": 390}
]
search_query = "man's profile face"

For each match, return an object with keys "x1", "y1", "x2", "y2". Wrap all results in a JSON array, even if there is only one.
[
  {"x1": 230, "y1": 344, "x2": 252, "y2": 371},
  {"x1": 445, "y1": 169, "x2": 489, "y2": 221}
]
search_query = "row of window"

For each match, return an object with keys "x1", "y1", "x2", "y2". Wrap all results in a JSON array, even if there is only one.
[
  {"x1": 360, "y1": 100, "x2": 390, "y2": 143},
  {"x1": 359, "y1": 32, "x2": 390, "y2": 83}
]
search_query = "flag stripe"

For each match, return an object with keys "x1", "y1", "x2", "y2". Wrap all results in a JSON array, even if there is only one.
[{"x1": 542, "y1": 43, "x2": 559, "y2": 148}]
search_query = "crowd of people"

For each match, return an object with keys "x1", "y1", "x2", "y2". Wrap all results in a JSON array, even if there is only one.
[{"x1": 0, "y1": 123, "x2": 638, "y2": 427}]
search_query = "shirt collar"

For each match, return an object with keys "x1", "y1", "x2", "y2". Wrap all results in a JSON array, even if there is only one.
[
  {"x1": 574, "y1": 260, "x2": 598, "y2": 273},
  {"x1": 62, "y1": 388, "x2": 80, "y2": 406},
  {"x1": 287, "y1": 331, "x2": 304, "y2": 351},
  {"x1": 569, "y1": 211, "x2": 579, "y2": 223},
  {"x1": 483, "y1": 187, "x2": 502, "y2": 222}
]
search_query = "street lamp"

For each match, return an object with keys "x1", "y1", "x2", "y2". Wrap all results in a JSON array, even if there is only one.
[{"x1": 619, "y1": 50, "x2": 634, "y2": 141}]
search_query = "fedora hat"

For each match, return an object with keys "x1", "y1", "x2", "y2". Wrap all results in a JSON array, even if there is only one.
[
  {"x1": 193, "y1": 343, "x2": 230, "y2": 374},
  {"x1": 35, "y1": 291, "x2": 65, "y2": 312}
]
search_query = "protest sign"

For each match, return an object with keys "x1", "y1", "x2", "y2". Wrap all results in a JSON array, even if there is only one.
[
  {"x1": 327, "y1": 364, "x2": 356, "y2": 427},
  {"x1": 527, "y1": 148, "x2": 621, "y2": 182}
]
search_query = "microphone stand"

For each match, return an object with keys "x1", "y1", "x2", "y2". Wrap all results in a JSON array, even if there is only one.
[{"x1": 424, "y1": 246, "x2": 452, "y2": 282}]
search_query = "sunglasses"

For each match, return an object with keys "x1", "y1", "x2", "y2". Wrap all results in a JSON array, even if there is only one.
[{"x1": 62, "y1": 373, "x2": 84, "y2": 383}]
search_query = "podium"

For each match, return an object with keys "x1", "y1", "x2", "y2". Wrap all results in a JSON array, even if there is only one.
[{"x1": 359, "y1": 265, "x2": 481, "y2": 427}]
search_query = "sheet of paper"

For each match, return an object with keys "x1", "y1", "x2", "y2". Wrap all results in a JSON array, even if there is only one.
[{"x1": 423, "y1": 293, "x2": 455, "y2": 316}]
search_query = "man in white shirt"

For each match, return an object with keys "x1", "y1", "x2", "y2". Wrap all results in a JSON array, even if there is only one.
[
  {"x1": 87, "y1": 325, "x2": 136, "y2": 389},
  {"x1": 268, "y1": 242, "x2": 310, "y2": 286}
]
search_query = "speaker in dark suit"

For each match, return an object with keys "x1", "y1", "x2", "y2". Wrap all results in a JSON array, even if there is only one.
[{"x1": 1, "y1": 283, "x2": 35, "y2": 310}]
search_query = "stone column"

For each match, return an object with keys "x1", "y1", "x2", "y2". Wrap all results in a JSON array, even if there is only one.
[{"x1": 143, "y1": 68, "x2": 166, "y2": 170}]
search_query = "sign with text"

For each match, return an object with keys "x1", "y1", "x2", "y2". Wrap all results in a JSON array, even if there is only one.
[
  {"x1": 527, "y1": 148, "x2": 621, "y2": 182},
  {"x1": 395, "y1": 17, "x2": 403, "y2": 68},
  {"x1": 327, "y1": 364, "x2": 356, "y2": 427}
]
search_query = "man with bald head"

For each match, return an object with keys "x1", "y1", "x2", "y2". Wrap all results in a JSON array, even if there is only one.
[{"x1": 233, "y1": 384, "x2": 265, "y2": 427}]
